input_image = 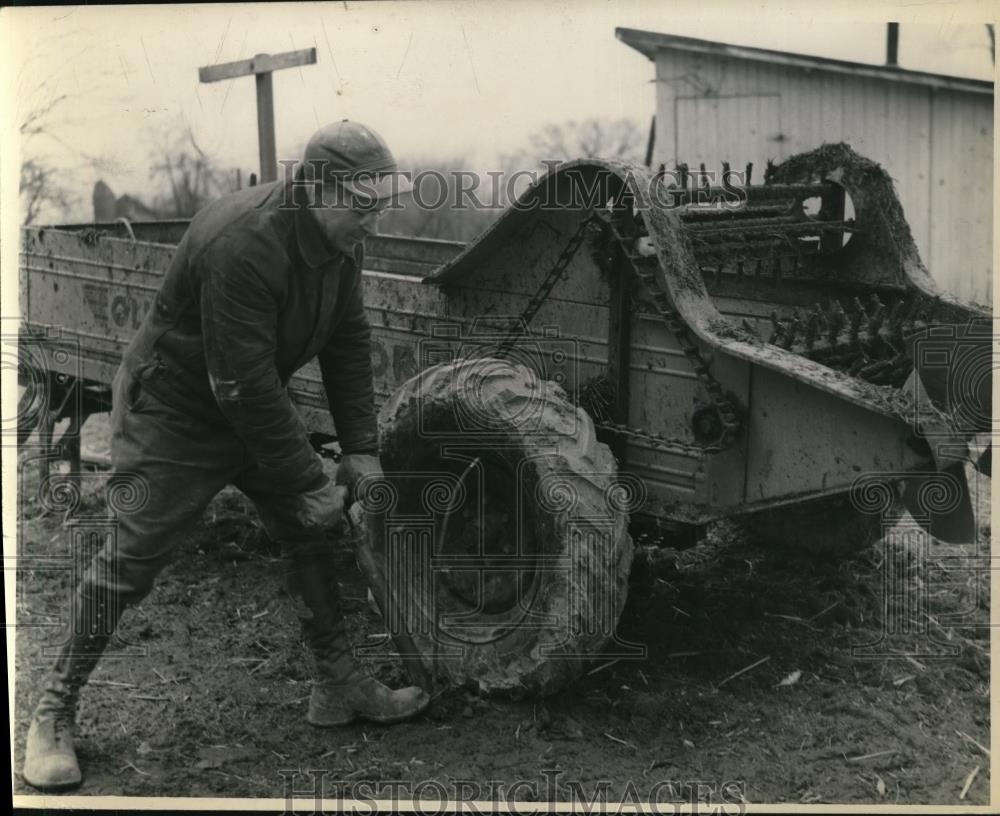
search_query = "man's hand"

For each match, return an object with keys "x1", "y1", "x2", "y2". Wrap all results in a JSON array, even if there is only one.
[
  {"x1": 294, "y1": 477, "x2": 350, "y2": 532},
  {"x1": 336, "y1": 453, "x2": 384, "y2": 503}
]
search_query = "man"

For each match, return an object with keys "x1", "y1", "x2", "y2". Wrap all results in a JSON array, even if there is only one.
[{"x1": 22, "y1": 121, "x2": 429, "y2": 792}]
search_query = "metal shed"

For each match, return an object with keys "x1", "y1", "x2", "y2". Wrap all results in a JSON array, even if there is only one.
[{"x1": 617, "y1": 27, "x2": 994, "y2": 306}]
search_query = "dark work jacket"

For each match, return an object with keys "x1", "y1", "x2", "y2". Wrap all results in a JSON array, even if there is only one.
[{"x1": 122, "y1": 180, "x2": 378, "y2": 495}]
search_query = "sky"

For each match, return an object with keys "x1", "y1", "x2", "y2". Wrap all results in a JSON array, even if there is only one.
[{"x1": 2, "y1": 0, "x2": 996, "y2": 221}]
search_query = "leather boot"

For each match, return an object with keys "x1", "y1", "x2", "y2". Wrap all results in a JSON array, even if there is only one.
[
  {"x1": 22, "y1": 584, "x2": 122, "y2": 791},
  {"x1": 285, "y1": 549, "x2": 429, "y2": 727},
  {"x1": 306, "y1": 630, "x2": 431, "y2": 727}
]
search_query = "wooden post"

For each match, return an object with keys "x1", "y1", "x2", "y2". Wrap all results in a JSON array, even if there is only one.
[
  {"x1": 199, "y1": 48, "x2": 317, "y2": 184},
  {"x1": 644, "y1": 115, "x2": 656, "y2": 168},
  {"x1": 255, "y1": 67, "x2": 277, "y2": 182},
  {"x1": 886, "y1": 23, "x2": 899, "y2": 66}
]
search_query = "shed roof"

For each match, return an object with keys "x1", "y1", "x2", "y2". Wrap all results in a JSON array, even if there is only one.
[{"x1": 616, "y1": 27, "x2": 993, "y2": 96}]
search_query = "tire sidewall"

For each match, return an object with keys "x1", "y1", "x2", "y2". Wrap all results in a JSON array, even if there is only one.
[{"x1": 371, "y1": 358, "x2": 632, "y2": 695}]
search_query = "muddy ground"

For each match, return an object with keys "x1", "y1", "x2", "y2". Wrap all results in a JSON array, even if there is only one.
[{"x1": 11, "y1": 421, "x2": 993, "y2": 807}]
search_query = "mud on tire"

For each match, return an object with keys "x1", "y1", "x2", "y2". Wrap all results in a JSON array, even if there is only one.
[{"x1": 369, "y1": 357, "x2": 634, "y2": 696}]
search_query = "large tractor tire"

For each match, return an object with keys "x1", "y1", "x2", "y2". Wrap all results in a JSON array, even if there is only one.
[
  {"x1": 368, "y1": 357, "x2": 634, "y2": 696},
  {"x1": 736, "y1": 493, "x2": 886, "y2": 559}
]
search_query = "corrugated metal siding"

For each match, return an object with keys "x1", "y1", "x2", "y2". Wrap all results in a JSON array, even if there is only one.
[
  {"x1": 928, "y1": 91, "x2": 994, "y2": 305},
  {"x1": 654, "y1": 50, "x2": 993, "y2": 304},
  {"x1": 675, "y1": 95, "x2": 782, "y2": 169}
]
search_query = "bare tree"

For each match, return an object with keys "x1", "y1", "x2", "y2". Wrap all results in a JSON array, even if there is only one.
[
  {"x1": 18, "y1": 89, "x2": 79, "y2": 224},
  {"x1": 379, "y1": 156, "x2": 502, "y2": 243},
  {"x1": 148, "y1": 125, "x2": 240, "y2": 217},
  {"x1": 496, "y1": 117, "x2": 647, "y2": 205},
  {"x1": 20, "y1": 159, "x2": 76, "y2": 226},
  {"x1": 523, "y1": 118, "x2": 646, "y2": 163},
  {"x1": 381, "y1": 120, "x2": 648, "y2": 243},
  {"x1": 15, "y1": 26, "x2": 129, "y2": 224}
]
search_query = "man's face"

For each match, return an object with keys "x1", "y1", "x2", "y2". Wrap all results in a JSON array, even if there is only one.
[{"x1": 309, "y1": 184, "x2": 388, "y2": 255}]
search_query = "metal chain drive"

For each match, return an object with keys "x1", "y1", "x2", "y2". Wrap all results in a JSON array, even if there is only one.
[
  {"x1": 495, "y1": 215, "x2": 596, "y2": 358},
  {"x1": 597, "y1": 209, "x2": 741, "y2": 451},
  {"x1": 495, "y1": 210, "x2": 741, "y2": 455}
]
